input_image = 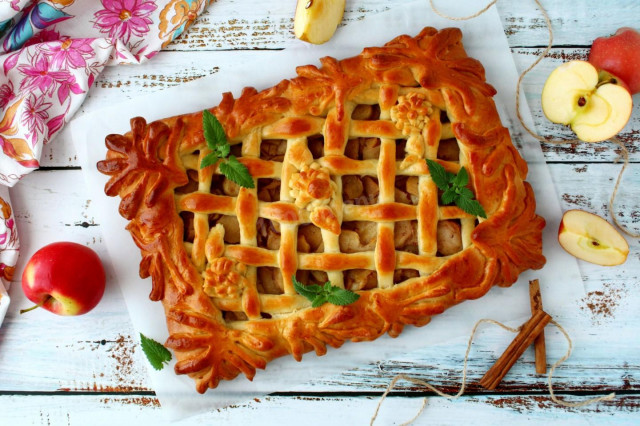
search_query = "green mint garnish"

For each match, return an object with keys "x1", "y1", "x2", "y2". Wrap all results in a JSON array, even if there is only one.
[
  {"x1": 200, "y1": 110, "x2": 254, "y2": 188},
  {"x1": 426, "y1": 159, "x2": 487, "y2": 218},
  {"x1": 219, "y1": 155, "x2": 255, "y2": 189},
  {"x1": 140, "y1": 333, "x2": 172, "y2": 371},
  {"x1": 292, "y1": 276, "x2": 360, "y2": 308}
]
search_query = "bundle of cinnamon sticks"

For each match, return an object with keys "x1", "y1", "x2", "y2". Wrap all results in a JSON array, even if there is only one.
[{"x1": 479, "y1": 279, "x2": 549, "y2": 390}]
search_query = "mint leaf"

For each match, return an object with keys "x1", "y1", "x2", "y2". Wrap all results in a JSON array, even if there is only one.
[
  {"x1": 441, "y1": 187, "x2": 457, "y2": 205},
  {"x1": 453, "y1": 166, "x2": 469, "y2": 187},
  {"x1": 214, "y1": 142, "x2": 230, "y2": 159},
  {"x1": 312, "y1": 294, "x2": 328, "y2": 308},
  {"x1": 426, "y1": 159, "x2": 451, "y2": 191},
  {"x1": 427, "y1": 159, "x2": 486, "y2": 218},
  {"x1": 219, "y1": 155, "x2": 255, "y2": 188},
  {"x1": 293, "y1": 276, "x2": 321, "y2": 299},
  {"x1": 456, "y1": 195, "x2": 487, "y2": 218},
  {"x1": 459, "y1": 187, "x2": 474, "y2": 200},
  {"x1": 292, "y1": 275, "x2": 360, "y2": 307},
  {"x1": 200, "y1": 152, "x2": 219, "y2": 169},
  {"x1": 202, "y1": 110, "x2": 227, "y2": 149},
  {"x1": 327, "y1": 287, "x2": 360, "y2": 306},
  {"x1": 140, "y1": 333, "x2": 172, "y2": 371}
]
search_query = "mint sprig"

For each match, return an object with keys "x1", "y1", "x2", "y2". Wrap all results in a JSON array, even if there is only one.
[
  {"x1": 200, "y1": 110, "x2": 254, "y2": 188},
  {"x1": 140, "y1": 333, "x2": 172, "y2": 371},
  {"x1": 292, "y1": 276, "x2": 360, "y2": 308},
  {"x1": 426, "y1": 159, "x2": 487, "y2": 218}
]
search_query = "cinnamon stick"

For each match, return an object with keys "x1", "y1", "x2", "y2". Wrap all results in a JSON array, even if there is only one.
[
  {"x1": 529, "y1": 279, "x2": 547, "y2": 374},
  {"x1": 479, "y1": 309, "x2": 551, "y2": 390}
]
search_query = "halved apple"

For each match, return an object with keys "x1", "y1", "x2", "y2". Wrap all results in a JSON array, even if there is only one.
[
  {"x1": 294, "y1": 0, "x2": 346, "y2": 45},
  {"x1": 558, "y1": 209, "x2": 629, "y2": 266},
  {"x1": 541, "y1": 61, "x2": 632, "y2": 143}
]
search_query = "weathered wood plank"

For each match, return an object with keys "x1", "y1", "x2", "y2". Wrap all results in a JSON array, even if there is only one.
[
  {"x1": 0, "y1": 393, "x2": 638, "y2": 425},
  {"x1": 154, "y1": 0, "x2": 640, "y2": 52}
]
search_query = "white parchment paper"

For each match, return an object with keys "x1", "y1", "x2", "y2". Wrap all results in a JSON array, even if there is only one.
[{"x1": 68, "y1": 1, "x2": 583, "y2": 419}]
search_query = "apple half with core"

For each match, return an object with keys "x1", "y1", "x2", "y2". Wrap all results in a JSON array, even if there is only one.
[
  {"x1": 294, "y1": 0, "x2": 346, "y2": 45},
  {"x1": 541, "y1": 60, "x2": 632, "y2": 142},
  {"x1": 21, "y1": 242, "x2": 106, "y2": 316},
  {"x1": 558, "y1": 210, "x2": 629, "y2": 266}
]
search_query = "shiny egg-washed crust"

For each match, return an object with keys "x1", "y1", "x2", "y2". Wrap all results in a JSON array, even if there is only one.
[{"x1": 98, "y1": 27, "x2": 545, "y2": 393}]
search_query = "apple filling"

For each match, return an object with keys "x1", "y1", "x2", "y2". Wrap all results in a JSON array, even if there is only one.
[
  {"x1": 260, "y1": 139, "x2": 287, "y2": 161},
  {"x1": 298, "y1": 223, "x2": 324, "y2": 253},
  {"x1": 395, "y1": 220, "x2": 419, "y2": 254},
  {"x1": 340, "y1": 221, "x2": 377, "y2": 253},
  {"x1": 256, "y1": 218, "x2": 281, "y2": 250},
  {"x1": 308, "y1": 134, "x2": 324, "y2": 159},
  {"x1": 394, "y1": 175, "x2": 419, "y2": 205},
  {"x1": 257, "y1": 267, "x2": 285, "y2": 295},
  {"x1": 176, "y1": 168, "x2": 200, "y2": 194},
  {"x1": 208, "y1": 214, "x2": 241, "y2": 244},
  {"x1": 437, "y1": 138, "x2": 460, "y2": 161},
  {"x1": 436, "y1": 220, "x2": 463, "y2": 256},
  {"x1": 296, "y1": 270, "x2": 329, "y2": 286},
  {"x1": 342, "y1": 175, "x2": 379, "y2": 205},
  {"x1": 344, "y1": 137, "x2": 381, "y2": 160},
  {"x1": 209, "y1": 173, "x2": 241, "y2": 197},
  {"x1": 223, "y1": 311, "x2": 249, "y2": 322},
  {"x1": 394, "y1": 269, "x2": 420, "y2": 284},
  {"x1": 258, "y1": 178, "x2": 281, "y2": 202},
  {"x1": 351, "y1": 104, "x2": 381, "y2": 121},
  {"x1": 344, "y1": 269, "x2": 378, "y2": 291}
]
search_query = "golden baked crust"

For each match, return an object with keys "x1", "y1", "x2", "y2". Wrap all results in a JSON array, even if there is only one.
[{"x1": 97, "y1": 27, "x2": 545, "y2": 393}]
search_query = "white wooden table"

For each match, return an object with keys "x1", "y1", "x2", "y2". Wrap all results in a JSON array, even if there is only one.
[{"x1": 1, "y1": 1, "x2": 639, "y2": 424}]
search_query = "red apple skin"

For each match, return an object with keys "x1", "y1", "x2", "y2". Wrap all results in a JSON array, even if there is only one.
[
  {"x1": 22, "y1": 242, "x2": 106, "y2": 316},
  {"x1": 589, "y1": 27, "x2": 640, "y2": 94}
]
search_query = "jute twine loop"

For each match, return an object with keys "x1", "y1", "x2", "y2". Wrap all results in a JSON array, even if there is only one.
[
  {"x1": 370, "y1": 318, "x2": 616, "y2": 425},
  {"x1": 431, "y1": 0, "x2": 639, "y2": 238}
]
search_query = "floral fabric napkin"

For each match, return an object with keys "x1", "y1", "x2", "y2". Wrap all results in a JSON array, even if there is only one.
[{"x1": 0, "y1": 0, "x2": 211, "y2": 297}]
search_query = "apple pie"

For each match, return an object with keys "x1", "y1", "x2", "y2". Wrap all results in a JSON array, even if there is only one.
[{"x1": 97, "y1": 27, "x2": 546, "y2": 393}]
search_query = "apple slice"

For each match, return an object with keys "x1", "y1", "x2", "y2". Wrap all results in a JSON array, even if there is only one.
[
  {"x1": 294, "y1": 0, "x2": 346, "y2": 45},
  {"x1": 541, "y1": 60, "x2": 632, "y2": 143},
  {"x1": 558, "y1": 210, "x2": 629, "y2": 266}
]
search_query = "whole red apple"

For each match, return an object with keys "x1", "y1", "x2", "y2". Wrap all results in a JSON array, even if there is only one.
[
  {"x1": 21, "y1": 242, "x2": 106, "y2": 316},
  {"x1": 589, "y1": 27, "x2": 640, "y2": 94}
]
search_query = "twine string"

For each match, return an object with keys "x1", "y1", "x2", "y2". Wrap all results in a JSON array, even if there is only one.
[
  {"x1": 369, "y1": 319, "x2": 520, "y2": 426},
  {"x1": 370, "y1": 318, "x2": 616, "y2": 425},
  {"x1": 430, "y1": 0, "x2": 639, "y2": 238}
]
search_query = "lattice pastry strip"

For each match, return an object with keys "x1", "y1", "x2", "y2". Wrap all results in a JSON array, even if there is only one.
[{"x1": 98, "y1": 27, "x2": 546, "y2": 393}]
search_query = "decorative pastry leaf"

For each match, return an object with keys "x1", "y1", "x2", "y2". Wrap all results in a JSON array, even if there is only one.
[
  {"x1": 293, "y1": 276, "x2": 360, "y2": 307},
  {"x1": 140, "y1": 333, "x2": 172, "y2": 371},
  {"x1": 427, "y1": 159, "x2": 486, "y2": 218}
]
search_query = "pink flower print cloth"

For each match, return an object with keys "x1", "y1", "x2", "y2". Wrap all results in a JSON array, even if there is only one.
[
  {"x1": 0, "y1": 0, "x2": 211, "y2": 309},
  {"x1": 0, "y1": 0, "x2": 212, "y2": 185}
]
